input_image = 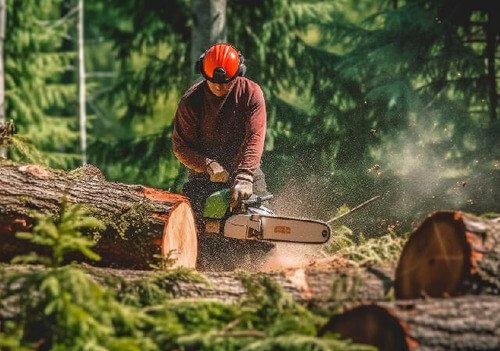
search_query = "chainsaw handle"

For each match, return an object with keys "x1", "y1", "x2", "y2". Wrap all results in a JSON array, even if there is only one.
[{"x1": 242, "y1": 194, "x2": 273, "y2": 206}]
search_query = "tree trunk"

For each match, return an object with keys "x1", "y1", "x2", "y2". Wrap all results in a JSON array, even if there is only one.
[
  {"x1": 395, "y1": 211, "x2": 500, "y2": 299},
  {"x1": 0, "y1": 162, "x2": 198, "y2": 269},
  {"x1": 486, "y1": 8, "x2": 497, "y2": 121},
  {"x1": 0, "y1": 0, "x2": 6, "y2": 159},
  {"x1": 319, "y1": 295, "x2": 500, "y2": 351},
  {"x1": 77, "y1": 0, "x2": 87, "y2": 164},
  {"x1": 190, "y1": 0, "x2": 227, "y2": 80}
]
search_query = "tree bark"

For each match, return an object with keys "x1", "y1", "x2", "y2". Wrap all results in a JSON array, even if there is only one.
[
  {"x1": 0, "y1": 161, "x2": 198, "y2": 269},
  {"x1": 319, "y1": 295, "x2": 500, "y2": 351},
  {"x1": 190, "y1": 0, "x2": 227, "y2": 80},
  {"x1": 80, "y1": 262, "x2": 394, "y2": 310},
  {"x1": 395, "y1": 211, "x2": 500, "y2": 299},
  {"x1": 0, "y1": 262, "x2": 394, "y2": 321}
]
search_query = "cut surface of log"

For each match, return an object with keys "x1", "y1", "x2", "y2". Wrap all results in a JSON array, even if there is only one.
[
  {"x1": 319, "y1": 296, "x2": 500, "y2": 351},
  {"x1": 0, "y1": 162, "x2": 197, "y2": 269},
  {"x1": 395, "y1": 211, "x2": 500, "y2": 299}
]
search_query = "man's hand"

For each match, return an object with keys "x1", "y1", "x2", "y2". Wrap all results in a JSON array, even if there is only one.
[
  {"x1": 230, "y1": 175, "x2": 253, "y2": 211},
  {"x1": 206, "y1": 161, "x2": 229, "y2": 183}
]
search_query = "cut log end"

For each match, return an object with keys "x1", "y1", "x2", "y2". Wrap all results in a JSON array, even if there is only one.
[
  {"x1": 395, "y1": 211, "x2": 469, "y2": 299},
  {"x1": 161, "y1": 202, "x2": 198, "y2": 268},
  {"x1": 0, "y1": 165, "x2": 199, "y2": 270},
  {"x1": 318, "y1": 305, "x2": 409, "y2": 351}
]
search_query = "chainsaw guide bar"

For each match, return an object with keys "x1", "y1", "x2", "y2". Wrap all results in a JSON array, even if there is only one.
[{"x1": 223, "y1": 214, "x2": 331, "y2": 244}]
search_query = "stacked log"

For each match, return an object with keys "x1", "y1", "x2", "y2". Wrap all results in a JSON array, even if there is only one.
[
  {"x1": 322, "y1": 211, "x2": 500, "y2": 351},
  {"x1": 395, "y1": 211, "x2": 500, "y2": 298},
  {"x1": 0, "y1": 161, "x2": 198, "y2": 269},
  {"x1": 319, "y1": 296, "x2": 500, "y2": 351}
]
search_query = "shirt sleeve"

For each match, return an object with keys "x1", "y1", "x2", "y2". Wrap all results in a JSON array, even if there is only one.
[
  {"x1": 236, "y1": 86, "x2": 267, "y2": 178},
  {"x1": 172, "y1": 99, "x2": 213, "y2": 173}
]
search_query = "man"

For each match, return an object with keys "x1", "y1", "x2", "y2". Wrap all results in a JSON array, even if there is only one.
[{"x1": 172, "y1": 43, "x2": 269, "y2": 223}]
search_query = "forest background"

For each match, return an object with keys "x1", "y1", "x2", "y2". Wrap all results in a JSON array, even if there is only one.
[{"x1": 2, "y1": 0, "x2": 499, "y2": 236}]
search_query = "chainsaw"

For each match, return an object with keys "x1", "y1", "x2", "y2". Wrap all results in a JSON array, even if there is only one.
[
  {"x1": 202, "y1": 188, "x2": 379, "y2": 244},
  {"x1": 202, "y1": 188, "x2": 330, "y2": 244}
]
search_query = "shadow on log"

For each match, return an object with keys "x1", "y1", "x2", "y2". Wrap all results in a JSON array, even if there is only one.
[
  {"x1": 0, "y1": 162, "x2": 198, "y2": 269},
  {"x1": 319, "y1": 295, "x2": 500, "y2": 351},
  {"x1": 395, "y1": 211, "x2": 500, "y2": 299}
]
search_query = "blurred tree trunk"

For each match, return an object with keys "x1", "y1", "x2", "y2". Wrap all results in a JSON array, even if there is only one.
[
  {"x1": 78, "y1": 0, "x2": 87, "y2": 164},
  {"x1": 190, "y1": 0, "x2": 227, "y2": 81},
  {"x1": 486, "y1": 9, "x2": 497, "y2": 121},
  {"x1": 0, "y1": 0, "x2": 6, "y2": 159}
]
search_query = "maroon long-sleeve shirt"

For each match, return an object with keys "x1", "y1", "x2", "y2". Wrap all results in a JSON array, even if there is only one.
[{"x1": 172, "y1": 77, "x2": 266, "y2": 180}]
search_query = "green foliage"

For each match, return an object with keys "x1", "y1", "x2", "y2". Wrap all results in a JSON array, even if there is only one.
[
  {"x1": 176, "y1": 333, "x2": 375, "y2": 351},
  {"x1": 3, "y1": 266, "x2": 156, "y2": 350},
  {"x1": 113, "y1": 268, "x2": 206, "y2": 307},
  {"x1": 5, "y1": 0, "x2": 81, "y2": 168},
  {"x1": 326, "y1": 228, "x2": 407, "y2": 265},
  {"x1": 239, "y1": 273, "x2": 321, "y2": 336},
  {"x1": 0, "y1": 201, "x2": 150, "y2": 349},
  {"x1": 13, "y1": 200, "x2": 105, "y2": 267},
  {"x1": 6, "y1": 135, "x2": 47, "y2": 164},
  {"x1": 241, "y1": 335, "x2": 375, "y2": 351}
]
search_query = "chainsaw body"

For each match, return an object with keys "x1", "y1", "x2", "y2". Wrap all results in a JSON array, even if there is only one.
[{"x1": 202, "y1": 189, "x2": 331, "y2": 244}]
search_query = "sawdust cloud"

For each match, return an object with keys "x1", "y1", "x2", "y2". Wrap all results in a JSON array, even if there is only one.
[
  {"x1": 260, "y1": 242, "x2": 325, "y2": 271},
  {"x1": 370, "y1": 113, "x2": 499, "y2": 225},
  {"x1": 262, "y1": 113, "x2": 497, "y2": 258},
  {"x1": 257, "y1": 109, "x2": 499, "y2": 271}
]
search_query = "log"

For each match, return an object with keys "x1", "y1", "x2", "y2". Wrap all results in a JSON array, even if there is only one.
[
  {"x1": 0, "y1": 161, "x2": 198, "y2": 269},
  {"x1": 0, "y1": 262, "x2": 394, "y2": 319},
  {"x1": 318, "y1": 295, "x2": 500, "y2": 351},
  {"x1": 395, "y1": 211, "x2": 500, "y2": 299},
  {"x1": 79, "y1": 262, "x2": 393, "y2": 310}
]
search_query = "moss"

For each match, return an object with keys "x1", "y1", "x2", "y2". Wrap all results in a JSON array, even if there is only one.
[
  {"x1": 95, "y1": 267, "x2": 207, "y2": 307},
  {"x1": 107, "y1": 202, "x2": 156, "y2": 240}
]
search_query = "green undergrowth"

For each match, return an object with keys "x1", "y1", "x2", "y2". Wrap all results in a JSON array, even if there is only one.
[
  {"x1": 325, "y1": 225, "x2": 407, "y2": 266},
  {"x1": 0, "y1": 203, "x2": 375, "y2": 351}
]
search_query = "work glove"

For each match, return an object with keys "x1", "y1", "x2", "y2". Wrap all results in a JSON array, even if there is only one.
[
  {"x1": 206, "y1": 161, "x2": 229, "y2": 183},
  {"x1": 230, "y1": 174, "x2": 253, "y2": 211}
]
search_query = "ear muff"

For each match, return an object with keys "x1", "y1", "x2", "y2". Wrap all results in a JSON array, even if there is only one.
[
  {"x1": 237, "y1": 52, "x2": 246, "y2": 77},
  {"x1": 195, "y1": 52, "x2": 205, "y2": 75},
  {"x1": 196, "y1": 44, "x2": 246, "y2": 83}
]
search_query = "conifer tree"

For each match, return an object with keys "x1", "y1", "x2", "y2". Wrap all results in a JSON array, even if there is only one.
[{"x1": 5, "y1": 0, "x2": 80, "y2": 168}]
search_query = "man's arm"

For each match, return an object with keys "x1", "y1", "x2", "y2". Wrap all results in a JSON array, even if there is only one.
[
  {"x1": 229, "y1": 86, "x2": 267, "y2": 210},
  {"x1": 236, "y1": 86, "x2": 267, "y2": 179},
  {"x1": 172, "y1": 101, "x2": 214, "y2": 173}
]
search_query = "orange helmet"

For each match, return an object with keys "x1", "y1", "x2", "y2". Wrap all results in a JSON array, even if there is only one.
[{"x1": 197, "y1": 43, "x2": 246, "y2": 83}]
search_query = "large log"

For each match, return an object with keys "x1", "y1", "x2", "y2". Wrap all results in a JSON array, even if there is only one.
[
  {"x1": 84, "y1": 261, "x2": 394, "y2": 310},
  {"x1": 395, "y1": 211, "x2": 500, "y2": 299},
  {"x1": 0, "y1": 262, "x2": 394, "y2": 320},
  {"x1": 0, "y1": 161, "x2": 197, "y2": 269},
  {"x1": 319, "y1": 295, "x2": 500, "y2": 351}
]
